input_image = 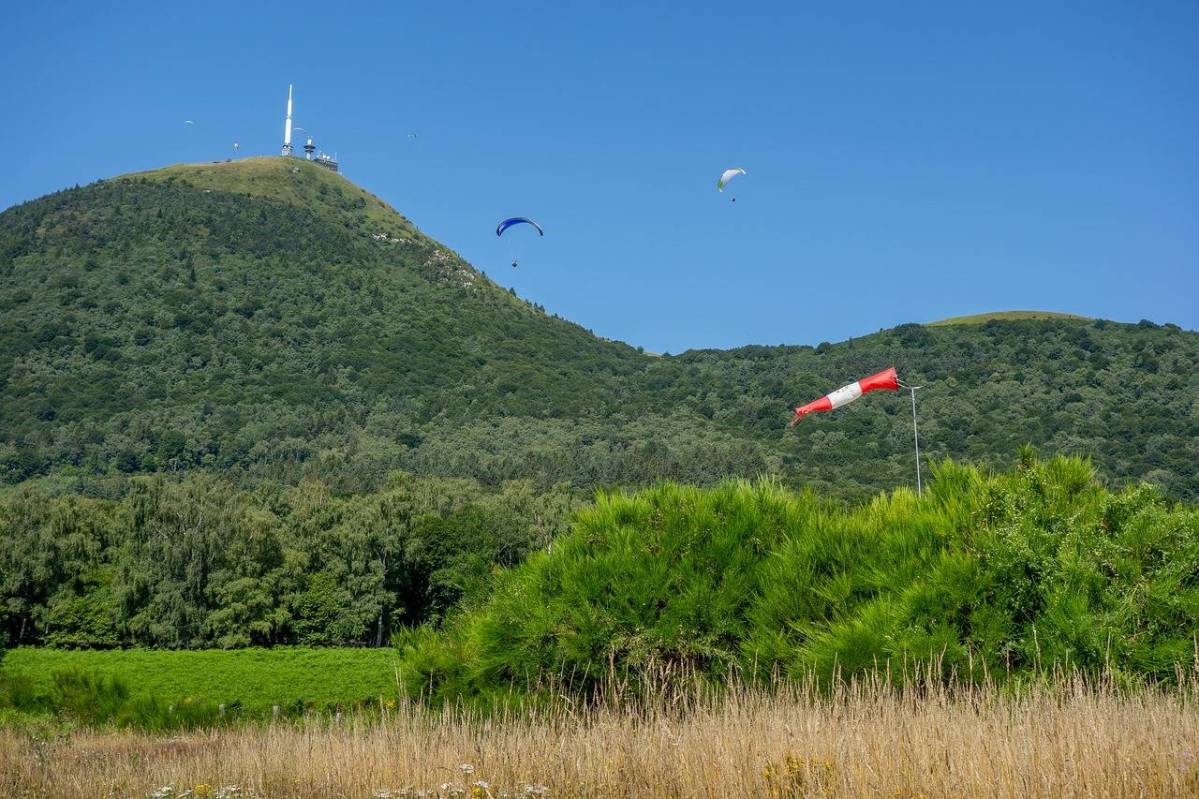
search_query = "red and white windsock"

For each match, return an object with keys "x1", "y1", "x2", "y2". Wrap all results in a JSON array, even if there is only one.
[{"x1": 789, "y1": 367, "x2": 900, "y2": 426}]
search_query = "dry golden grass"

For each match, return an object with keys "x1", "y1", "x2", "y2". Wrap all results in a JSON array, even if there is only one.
[{"x1": 3, "y1": 675, "x2": 1198, "y2": 799}]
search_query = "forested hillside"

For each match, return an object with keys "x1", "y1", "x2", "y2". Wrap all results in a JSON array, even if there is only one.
[
  {"x1": 668, "y1": 317, "x2": 1199, "y2": 500},
  {"x1": 1, "y1": 158, "x2": 1196, "y2": 503}
]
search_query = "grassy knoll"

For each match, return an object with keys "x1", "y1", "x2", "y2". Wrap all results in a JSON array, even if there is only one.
[
  {"x1": 2, "y1": 676, "x2": 1197, "y2": 798},
  {"x1": 1, "y1": 647, "x2": 399, "y2": 715},
  {"x1": 926, "y1": 309, "x2": 1089, "y2": 325}
]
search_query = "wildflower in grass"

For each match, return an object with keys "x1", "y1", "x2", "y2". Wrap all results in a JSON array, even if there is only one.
[
  {"x1": 471, "y1": 779, "x2": 492, "y2": 798},
  {"x1": 458, "y1": 763, "x2": 475, "y2": 775}
]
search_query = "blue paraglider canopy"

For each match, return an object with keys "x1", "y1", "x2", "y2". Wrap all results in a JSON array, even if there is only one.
[{"x1": 496, "y1": 217, "x2": 544, "y2": 237}]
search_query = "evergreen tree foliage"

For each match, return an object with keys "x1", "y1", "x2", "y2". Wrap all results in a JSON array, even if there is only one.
[{"x1": 398, "y1": 456, "x2": 1199, "y2": 702}]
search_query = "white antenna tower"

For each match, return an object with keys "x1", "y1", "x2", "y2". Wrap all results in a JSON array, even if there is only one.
[{"x1": 281, "y1": 84, "x2": 294, "y2": 157}]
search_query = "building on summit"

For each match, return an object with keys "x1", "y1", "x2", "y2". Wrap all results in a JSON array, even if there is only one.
[{"x1": 281, "y1": 85, "x2": 339, "y2": 173}]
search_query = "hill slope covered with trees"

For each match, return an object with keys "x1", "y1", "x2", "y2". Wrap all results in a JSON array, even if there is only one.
[{"x1": 0, "y1": 158, "x2": 1196, "y2": 502}]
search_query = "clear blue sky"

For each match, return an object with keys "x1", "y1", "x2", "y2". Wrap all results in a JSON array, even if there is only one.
[{"x1": 3, "y1": 1, "x2": 1196, "y2": 352}]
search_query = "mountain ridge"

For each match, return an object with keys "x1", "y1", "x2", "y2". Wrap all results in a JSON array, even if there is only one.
[{"x1": 2, "y1": 160, "x2": 1197, "y2": 501}]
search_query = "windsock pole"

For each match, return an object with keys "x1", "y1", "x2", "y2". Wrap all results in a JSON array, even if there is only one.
[{"x1": 904, "y1": 383, "x2": 924, "y2": 495}]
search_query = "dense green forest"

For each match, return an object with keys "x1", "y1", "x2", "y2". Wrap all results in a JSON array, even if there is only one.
[
  {"x1": 0, "y1": 473, "x2": 575, "y2": 648},
  {"x1": 399, "y1": 454, "x2": 1199, "y2": 702},
  {"x1": 1, "y1": 158, "x2": 1196, "y2": 503}
]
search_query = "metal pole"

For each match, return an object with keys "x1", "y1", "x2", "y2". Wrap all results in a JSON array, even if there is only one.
[{"x1": 909, "y1": 386, "x2": 923, "y2": 495}]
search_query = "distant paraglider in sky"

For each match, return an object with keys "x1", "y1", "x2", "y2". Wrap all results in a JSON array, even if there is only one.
[
  {"x1": 233, "y1": 142, "x2": 240, "y2": 155},
  {"x1": 717, "y1": 167, "x2": 745, "y2": 202},
  {"x1": 183, "y1": 120, "x2": 195, "y2": 126},
  {"x1": 496, "y1": 217, "x2": 544, "y2": 237},
  {"x1": 497, "y1": 217, "x2": 544, "y2": 268}
]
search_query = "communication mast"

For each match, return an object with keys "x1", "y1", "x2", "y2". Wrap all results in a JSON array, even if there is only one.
[
  {"x1": 281, "y1": 84, "x2": 294, "y2": 157},
  {"x1": 279, "y1": 85, "x2": 338, "y2": 172}
]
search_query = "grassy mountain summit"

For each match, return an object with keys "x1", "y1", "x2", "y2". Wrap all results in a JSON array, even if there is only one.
[
  {"x1": 1, "y1": 159, "x2": 1197, "y2": 500},
  {"x1": 123, "y1": 157, "x2": 419, "y2": 240},
  {"x1": 928, "y1": 310, "x2": 1089, "y2": 326}
]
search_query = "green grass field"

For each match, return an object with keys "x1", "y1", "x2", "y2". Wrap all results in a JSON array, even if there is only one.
[{"x1": 2, "y1": 647, "x2": 401, "y2": 713}]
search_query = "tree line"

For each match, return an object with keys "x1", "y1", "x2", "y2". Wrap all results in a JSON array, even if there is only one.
[{"x1": 0, "y1": 472, "x2": 577, "y2": 649}]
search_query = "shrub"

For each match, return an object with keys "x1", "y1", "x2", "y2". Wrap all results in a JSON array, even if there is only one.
[
  {"x1": 16, "y1": 668, "x2": 228, "y2": 730},
  {"x1": 399, "y1": 456, "x2": 1199, "y2": 704}
]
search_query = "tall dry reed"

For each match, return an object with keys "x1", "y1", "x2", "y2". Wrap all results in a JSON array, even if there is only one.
[{"x1": 3, "y1": 672, "x2": 1198, "y2": 798}]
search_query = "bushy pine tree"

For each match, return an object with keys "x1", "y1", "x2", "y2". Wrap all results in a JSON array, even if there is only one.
[{"x1": 398, "y1": 455, "x2": 1199, "y2": 703}]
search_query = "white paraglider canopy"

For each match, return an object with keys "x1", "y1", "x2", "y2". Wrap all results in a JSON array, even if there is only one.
[{"x1": 716, "y1": 168, "x2": 745, "y2": 191}]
